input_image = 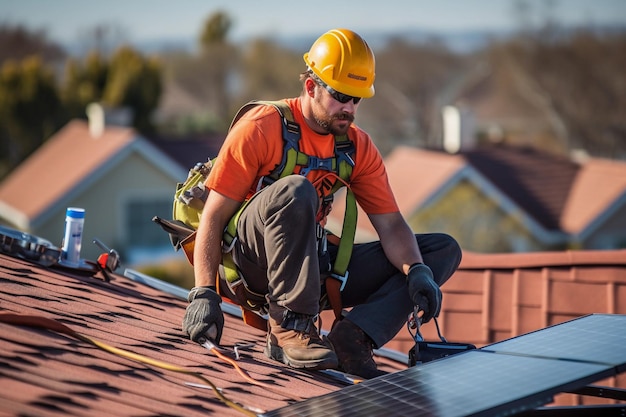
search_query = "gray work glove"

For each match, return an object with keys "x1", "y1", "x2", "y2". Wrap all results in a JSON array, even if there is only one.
[
  {"x1": 406, "y1": 263, "x2": 442, "y2": 323},
  {"x1": 182, "y1": 286, "x2": 224, "y2": 344}
]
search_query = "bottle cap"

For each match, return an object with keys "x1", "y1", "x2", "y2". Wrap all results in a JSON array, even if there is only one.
[{"x1": 66, "y1": 207, "x2": 85, "y2": 219}]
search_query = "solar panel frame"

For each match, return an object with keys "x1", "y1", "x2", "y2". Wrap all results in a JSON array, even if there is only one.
[
  {"x1": 263, "y1": 314, "x2": 626, "y2": 417},
  {"x1": 482, "y1": 314, "x2": 626, "y2": 369},
  {"x1": 264, "y1": 351, "x2": 613, "y2": 417}
]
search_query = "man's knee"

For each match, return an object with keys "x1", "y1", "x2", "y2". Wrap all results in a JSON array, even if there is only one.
[
  {"x1": 440, "y1": 233, "x2": 462, "y2": 268},
  {"x1": 417, "y1": 233, "x2": 462, "y2": 286},
  {"x1": 272, "y1": 176, "x2": 318, "y2": 213}
]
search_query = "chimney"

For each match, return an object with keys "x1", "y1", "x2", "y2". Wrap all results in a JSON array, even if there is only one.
[
  {"x1": 86, "y1": 103, "x2": 133, "y2": 138},
  {"x1": 443, "y1": 104, "x2": 476, "y2": 154}
]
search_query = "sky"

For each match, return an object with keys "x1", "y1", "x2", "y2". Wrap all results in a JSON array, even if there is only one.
[{"x1": 2, "y1": 0, "x2": 626, "y2": 47}]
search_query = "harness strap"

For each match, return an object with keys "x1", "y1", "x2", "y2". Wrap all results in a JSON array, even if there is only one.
[
  {"x1": 332, "y1": 188, "x2": 357, "y2": 277},
  {"x1": 219, "y1": 252, "x2": 268, "y2": 331},
  {"x1": 225, "y1": 100, "x2": 358, "y2": 326},
  {"x1": 325, "y1": 188, "x2": 357, "y2": 327}
]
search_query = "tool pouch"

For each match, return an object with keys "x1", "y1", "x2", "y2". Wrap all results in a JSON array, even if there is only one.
[{"x1": 407, "y1": 312, "x2": 476, "y2": 367}]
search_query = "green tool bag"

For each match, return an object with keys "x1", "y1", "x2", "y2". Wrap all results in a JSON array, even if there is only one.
[
  {"x1": 174, "y1": 159, "x2": 213, "y2": 230},
  {"x1": 152, "y1": 159, "x2": 214, "y2": 262}
]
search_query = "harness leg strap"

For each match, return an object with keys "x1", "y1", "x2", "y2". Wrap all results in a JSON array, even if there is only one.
[{"x1": 325, "y1": 276, "x2": 344, "y2": 329}]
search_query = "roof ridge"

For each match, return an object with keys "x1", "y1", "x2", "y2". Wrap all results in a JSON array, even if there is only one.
[{"x1": 460, "y1": 249, "x2": 626, "y2": 269}]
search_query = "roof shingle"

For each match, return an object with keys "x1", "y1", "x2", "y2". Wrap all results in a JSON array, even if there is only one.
[
  {"x1": 0, "y1": 253, "x2": 403, "y2": 416},
  {"x1": 463, "y1": 145, "x2": 580, "y2": 230}
]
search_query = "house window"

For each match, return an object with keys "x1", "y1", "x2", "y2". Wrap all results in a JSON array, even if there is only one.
[{"x1": 126, "y1": 198, "x2": 172, "y2": 247}]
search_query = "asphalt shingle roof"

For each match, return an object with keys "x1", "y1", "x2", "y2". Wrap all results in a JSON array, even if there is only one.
[
  {"x1": 0, "y1": 252, "x2": 404, "y2": 417},
  {"x1": 2, "y1": 244, "x2": 626, "y2": 413},
  {"x1": 0, "y1": 120, "x2": 136, "y2": 224},
  {"x1": 463, "y1": 145, "x2": 580, "y2": 231}
]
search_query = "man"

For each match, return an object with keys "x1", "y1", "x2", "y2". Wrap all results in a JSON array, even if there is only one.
[{"x1": 183, "y1": 28, "x2": 461, "y2": 379}]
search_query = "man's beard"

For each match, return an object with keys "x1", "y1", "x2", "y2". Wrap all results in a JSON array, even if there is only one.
[{"x1": 312, "y1": 96, "x2": 355, "y2": 135}]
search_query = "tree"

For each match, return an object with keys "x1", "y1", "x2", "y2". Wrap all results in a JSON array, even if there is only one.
[
  {"x1": 361, "y1": 38, "x2": 466, "y2": 154},
  {"x1": 0, "y1": 56, "x2": 64, "y2": 178},
  {"x1": 239, "y1": 38, "x2": 302, "y2": 103},
  {"x1": 103, "y1": 46, "x2": 162, "y2": 132},
  {"x1": 507, "y1": 30, "x2": 626, "y2": 158},
  {"x1": 196, "y1": 11, "x2": 237, "y2": 125},
  {"x1": 199, "y1": 11, "x2": 232, "y2": 49},
  {"x1": 61, "y1": 51, "x2": 109, "y2": 119},
  {"x1": 60, "y1": 46, "x2": 162, "y2": 133},
  {"x1": 0, "y1": 24, "x2": 65, "y2": 65}
]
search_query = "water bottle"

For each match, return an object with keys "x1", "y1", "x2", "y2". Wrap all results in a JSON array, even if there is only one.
[{"x1": 61, "y1": 207, "x2": 85, "y2": 266}]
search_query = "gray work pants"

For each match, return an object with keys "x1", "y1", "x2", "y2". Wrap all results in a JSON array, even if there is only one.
[{"x1": 232, "y1": 175, "x2": 462, "y2": 348}]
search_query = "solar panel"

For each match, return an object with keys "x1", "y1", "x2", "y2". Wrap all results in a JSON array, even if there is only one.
[
  {"x1": 263, "y1": 314, "x2": 626, "y2": 417},
  {"x1": 483, "y1": 314, "x2": 626, "y2": 368}
]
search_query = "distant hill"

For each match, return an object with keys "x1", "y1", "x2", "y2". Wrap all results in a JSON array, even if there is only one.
[
  {"x1": 63, "y1": 27, "x2": 514, "y2": 56},
  {"x1": 63, "y1": 23, "x2": 626, "y2": 58}
]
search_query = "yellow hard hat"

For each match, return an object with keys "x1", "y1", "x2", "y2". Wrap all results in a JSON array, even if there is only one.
[{"x1": 303, "y1": 28, "x2": 375, "y2": 98}]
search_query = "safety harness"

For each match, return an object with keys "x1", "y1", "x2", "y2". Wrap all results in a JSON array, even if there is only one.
[{"x1": 157, "y1": 100, "x2": 358, "y2": 330}]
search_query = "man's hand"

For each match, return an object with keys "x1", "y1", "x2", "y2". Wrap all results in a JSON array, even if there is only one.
[
  {"x1": 406, "y1": 263, "x2": 442, "y2": 323},
  {"x1": 182, "y1": 286, "x2": 224, "y2": 344}
]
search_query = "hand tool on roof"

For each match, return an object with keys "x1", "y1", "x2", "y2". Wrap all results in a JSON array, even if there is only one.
[
  {"x1": 92, "y1": 238, "x2": 121, "y2": 282},
  {"x1": 0, "y1": 225, "x2": 61, "y2": 267},
  {"x1": 197, "y1": 333, "x2": 304, "y2": 401}
]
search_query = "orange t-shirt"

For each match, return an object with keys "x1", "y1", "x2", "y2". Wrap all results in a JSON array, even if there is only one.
[{"x1": 207, "y1": 97, "x2": 399, "y2": 215}]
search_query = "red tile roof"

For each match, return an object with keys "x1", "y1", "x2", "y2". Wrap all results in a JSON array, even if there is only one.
[
  {"x1": 381, "y1": 249, "x2": 626, "y2": 407},
  {"x1": 0, "y1": 120, "x2": 190, "y2": 238},
  {"x1": 384, "y1": 147, "x2": 467, "y2": 214}
]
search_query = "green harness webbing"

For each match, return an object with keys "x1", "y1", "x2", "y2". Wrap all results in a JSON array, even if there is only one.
[{"x1": 221, "y1": 100, "x2": 358, "y2": 315}]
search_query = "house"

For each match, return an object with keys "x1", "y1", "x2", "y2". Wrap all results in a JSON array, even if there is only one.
[
  {"x1": 446, "y1": 54, "x2": 568, "y2": 155},
  {"x1": 1, "y1": 245, "x2": 624, "y2": 415},
  {"x1": 0, "y1": 119, "x2": 189, "y2": 264},
  {"x1": 328, "y1": 145, "x2": 626, "y2": 253}
]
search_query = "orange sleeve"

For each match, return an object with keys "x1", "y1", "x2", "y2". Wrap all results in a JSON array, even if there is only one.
[
  {"x1": 349, "y1": 128, "x2": 400, "y2": 215},
  {"x1": 208, "y1": 99, "x2": 398, "y2": 215},
  {"x1": 207, "y1": 105, "x2": 284, "y2": 202}
]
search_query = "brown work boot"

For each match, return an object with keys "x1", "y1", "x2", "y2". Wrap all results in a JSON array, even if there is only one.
[
  {"x1": 265, "y1": 307, "x2": 338, "y2": 370},
  {"x1": 327, "y1": 319, "x2": 386, "y2": 379}
]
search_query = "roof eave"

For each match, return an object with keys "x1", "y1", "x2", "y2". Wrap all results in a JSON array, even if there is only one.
[
  {"x1": 418, "y1": 165, "x2": 568, "y2": 246},
  {"x1": 29, "y1": 134, "x2": 187, "y2": 230},
  {"x1": 573, "y1": 191, "x2": 626, "y2": 243},
  {"x1": 0, "y1": 200, "x2": 31, "y2": 230}
]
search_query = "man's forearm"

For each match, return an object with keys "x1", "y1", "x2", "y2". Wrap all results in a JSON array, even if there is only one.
[
  {"x1": 193, "y1": 208, "x2": 227, "y2": 288},
  {"x1": 371, "y1": 212, "x2": 423, "y2": 274},
  {"x1": 385, "y1": 225, "x2": 423, "y2": 274}
]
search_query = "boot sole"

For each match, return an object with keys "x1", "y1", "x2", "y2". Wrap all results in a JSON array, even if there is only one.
[
  {"x1": 326, "y1": 333, "x2": 385, "y2": 379},
  {"x1": 265, "y1": 342, "x2": 338, "y2": 370}
]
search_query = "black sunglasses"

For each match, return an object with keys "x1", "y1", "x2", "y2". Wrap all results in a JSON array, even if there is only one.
[{"x1": 313, "y1": 76, "x2": 362, "y2": 105}]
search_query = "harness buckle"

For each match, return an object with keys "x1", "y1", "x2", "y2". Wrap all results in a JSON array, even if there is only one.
[
  {"x1": 284, "y1": 120, "x2": 300, "y2": 137},
  {"x1": 226, "y1": 273, "x2": 267, "y2": 312},
  {"x1": 300, "y1": 156, "x2": 334, "y2": 176},
  {"x1": 329, "y1": 270, "x2": 349, "y2": 292},
  {"x1": 315, "y1": 158, "x2": 334, "y2": 170},
  {"x1": 222, "y1": 236, "x2": 237, "y2": 253},
  {"x1": 335, "y1": 140, "x2": 356, "y2": 166}
]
